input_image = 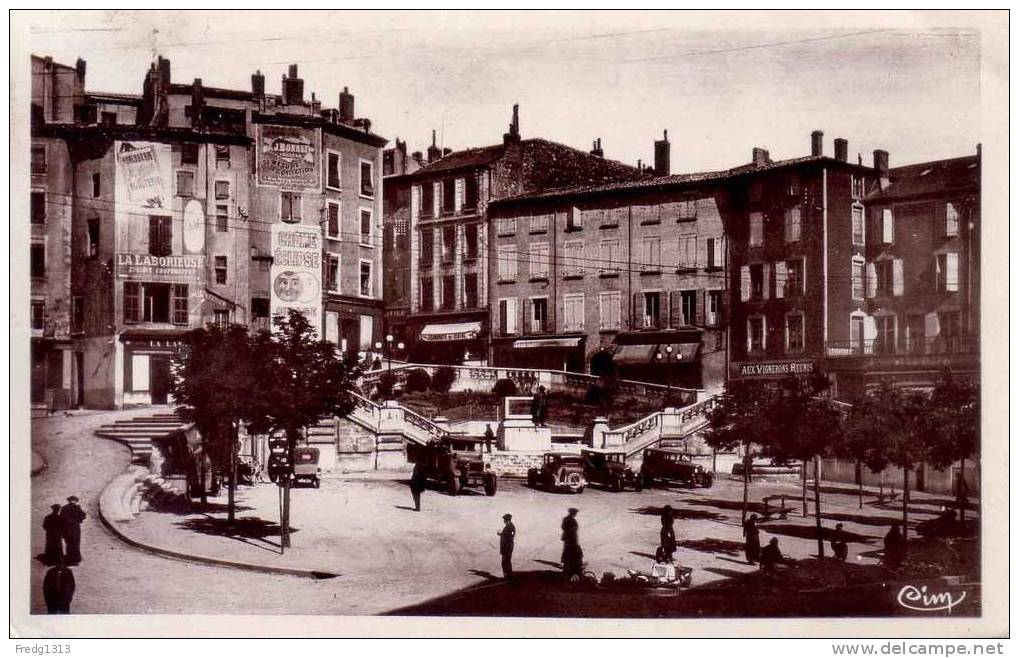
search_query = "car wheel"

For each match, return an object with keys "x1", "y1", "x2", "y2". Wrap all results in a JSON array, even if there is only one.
[
  {"x1": 447, "y1": 475, "x2": 459, "y2": 495},
  {"x1": 643, "y1": 476, "x2": 654, "y2": 489},
  {"x1": 702, "y1": 474, "x2": 714, "y2": 489},
  {"x1": 527, "y1": 471, "x2": 537, "y2": 489},
  {"x1": 484, "y1": 477, "x2": 497, "y2": 497},
  {"x1": 314, "y1": 477, "x2": 321, "y2": 489}
]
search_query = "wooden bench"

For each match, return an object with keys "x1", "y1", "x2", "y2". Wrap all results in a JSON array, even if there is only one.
[{"x1": 761, "y1": 494, "x2": 797, "y2": 520}]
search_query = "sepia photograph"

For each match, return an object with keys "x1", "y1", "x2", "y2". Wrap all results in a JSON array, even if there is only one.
[{"x1": 8, "y1": 8, "x2": 1009, "y2": 642}]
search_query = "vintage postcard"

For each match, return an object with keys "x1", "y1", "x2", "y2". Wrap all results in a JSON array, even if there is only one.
[{"x1": 8, "y1": 9, "x2": 1009, "y2": 641}]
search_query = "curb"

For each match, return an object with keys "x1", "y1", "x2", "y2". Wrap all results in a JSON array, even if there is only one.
[{"x1": 31, "y1": 449, "x2": 47, "y2": 477}]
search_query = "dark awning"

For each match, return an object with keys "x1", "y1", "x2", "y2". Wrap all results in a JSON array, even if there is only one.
[
  {"x1": 512, "y1": 336, "x2": 583, "y2": 349},
  {"x1": 419, "y1": 321, "x2": 481, "y2": 342},
  {"x1": 612, "y1": 344, "x2": 657, "y2": 365}
]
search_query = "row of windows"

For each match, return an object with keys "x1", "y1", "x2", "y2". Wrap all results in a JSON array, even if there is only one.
[
  {"x1": 419, "y1": 272, "x2": 480, "y2": 312},
  {"x1": 494, "y1": 201, "x2": 700, "y2": 238},
  {"x1": 746, "y1": 313, "x2": 805, "y2": 354},
  {"x1": 123, "y1": 282, "x2": 189, "y2": 325},
  {"x1": 324, "y1": 255, "x2": 375, "y2": 298},
  {"x1": 747, "y1": 206, "x2": 804, "y2": 246},
  {"x1": 415, "y1": 176, "x2": 480, "y2": 219},
  {"x1": 496, "y1": 236, "x2": 725, "y2": 282},
  {"x1": 325, "y1": 151, "x2": 376, "y2": 198},
  {"x1": 419, "y1": 224, "x2": 480, "y2": 267},
  {"x1": 495, "y1": 289, "x2": 724, "y2": 336},
  {"x1": 739, "y1": 258, "x2": 806, "y2": 301},
  {"x1": 848, "y1": 253, "x2": 959, "y2": 300}
]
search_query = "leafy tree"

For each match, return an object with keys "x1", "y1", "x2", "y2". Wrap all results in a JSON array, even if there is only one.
[
  {"x1": 246, "y1": 310, "x2": 363, "y2": 549},
  {"x1": 405, "y1": 368, "x2": 431, "y2": 393},
  {"x1": 703, "y1": 378, "x2": 778, "y2": 524},
  {"x1": 925, "y1": 372, "x2": 979, "y2": 521},
  {"x1": 431, "y1": 366, "x2": 457, "y2": 393},
  {"x1": 763, "y1": 374, "x2": 843, "y2": 557},
  {"x1": 843, "y1": 381, "x2": 932, "y2": 540},
  {"x1": 492, "y1": 378, "x2": 518, "y2": 397},
  {"x1": 170, "y1": 324, "x2": 255, "y2": 522}
]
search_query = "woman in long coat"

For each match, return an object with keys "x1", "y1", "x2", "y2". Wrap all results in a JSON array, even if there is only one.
[
  {"x1": 42, "y1": 504, "x2": 63, "y2": 565},
  {"x1": 743, "y1": 513, "x2": 761, "y2": 564}
]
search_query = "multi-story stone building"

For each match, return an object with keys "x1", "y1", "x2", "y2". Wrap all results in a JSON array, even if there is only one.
[
  {"x1": 383, "y1": 107, "x2": 641, "y2": 364},
  {"x1": 824, "y1": 148, "x2": 981, "y2": 400},
  {"x1": 487, "y1": 133, "x2": 730, "y2": 390},
  {"x1": 33, "y1": 55, "x2": 386, "y2": 408}
]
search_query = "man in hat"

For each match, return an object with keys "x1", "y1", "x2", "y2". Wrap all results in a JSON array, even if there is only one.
[
  {"x1": 560, "y1": 507, "x2": 583, "y2": 580},
  {"x1": 831, "y1": 523, "x2": 849, "y2": 562},
  {"x1": 660, "y1": 505, "x2": 677, "y2": 562},
  {"x1": 409, "y1": 462, "x2": 427, "y2": 512},
  {"x1": 42, "y1": 504, "x2": 64, "y2": 565},
  {"x1": 60, "y1": 496, "x2": 86, "y2": 565},
  {"x1": 498, "y1": 513, "x2": 516, "y2": 580}
]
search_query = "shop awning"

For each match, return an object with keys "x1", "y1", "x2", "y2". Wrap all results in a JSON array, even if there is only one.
[
  {"x1": 512, "y1": 336, "x2": 583, "y2": 349},
  {"x1": 419, "y1": 321, "x2": 482, "y2": 342},
  {"x1": 612, "y1": 344, "x2": 658, "y2": 365},
  {"x1": 657, "y1": 342, "x2": 701, "y2": 363}
]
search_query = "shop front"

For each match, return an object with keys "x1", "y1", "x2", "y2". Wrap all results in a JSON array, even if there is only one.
[
  {"x1": 120, "y1": 332, "x2": 187, "y2": 406},
  {"x1": 498, "y1": 335, "x2": 586, "y2": 372},
  {"x1": 611, "y1": 329, "x2": 703, "y2": 388},
  {"x1": 408, "y1": 312, "x2": 488, "y2": 365}
]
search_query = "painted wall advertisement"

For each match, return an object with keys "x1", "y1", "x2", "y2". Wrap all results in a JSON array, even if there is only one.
[
  {"x1": 270, "y1": 222, "x2": 322, "y2": 334},
  {"x1": 256, "y1": 125, "x2": 320, "y2": 191},
  {"x1": 115, "y1": 253, "x2": 205, "y2": 282},
  {"x1": 114, "y1": 141, "x2": 172, "y2": 217}
]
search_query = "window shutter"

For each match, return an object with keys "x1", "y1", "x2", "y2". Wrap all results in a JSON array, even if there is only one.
[
  {"x1": 946, "y1": 252, "x2": 959, "y2": 291},
  {"x1": 523, "y1": 298, "x2": 533, "y2": 334},
  {"x1": 668, "y1": 291, "x2": 681, "y2": 329},
  {"x1": 740, "y1": 266, "x2": 750, "y2": 301},
  {"x1": 774, "y1": 261, "x2": 787, "y2": 299},
  {"x1": 632, "y1": 293, "x2": 643, "y2": 329},
  {"x1": 714, "y1": 238, "x2": 724, "y2": 268},
  {"x1": 892, "y1": 259, "x2": 904, "y2": 296},
  {"x1": 508, "y1": 298, "x2": 517, "y2": 334},
  {"x1": 866, "y1": 262, "x2": 877, "y2": 298},
  {"x1": 433, "y1": 182, "x2": 441, "y2": 218},
  {"x1": 762, "y1": 262, "x2": 770, "y2": 300},
  {"x1": 411, "y1": 185, "x2": 420, "y2": 220},
  {"x1": 883, "y1": 209, "x2": 894, "y2": 243},
  {"x1": 925, "y1": 312, "x2": 941, "y2": 338},
  {"x1": 455, "y1": 178, "x2": 464, "y2": 212},
  {"x1": 695, "y1": 290, "x2": 705, "y2": 327},
  {"x1": 863, "y1": 315, "x2": 878, "y2": 342}
]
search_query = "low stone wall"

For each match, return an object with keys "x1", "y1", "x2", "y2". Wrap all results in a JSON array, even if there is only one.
[{"x1": 482, "y1": 451, "x2": 545, "y2": 478}]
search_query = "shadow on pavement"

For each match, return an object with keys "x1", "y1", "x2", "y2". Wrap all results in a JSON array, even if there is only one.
[
  {"x1": 174, "y1": 515, "x2": 292, "y2": 553},
  {"x1": 761, "y1": 523, "x2": 873, "y2": 544},
  {"x1": 533, "y1": 558, "x2": 562, "y2": 569},
  {"x1": 630, "y1": 505, "x2": 724, "y2": 521},
  {"x1": 703, "y1": 566, "x2": 753, "y2": 580},
  {"x1": 684, "y1": 498, "x2": 768, "y2": 515},
  {"x1": 822, "y1": 510, "x2": 904, "y2": 528},
  {"x1": 677, "y1": 537, "x2": 744, "y2": 557}
]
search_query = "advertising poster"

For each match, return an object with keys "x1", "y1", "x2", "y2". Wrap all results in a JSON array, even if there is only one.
[
  {"x1": 270, "y1": 222, "x2": 322, "y2": 334},
  {"x1": 256, "y1": 124, "x2": 321, "y2": 191},
  {"x1": 114, "y1": 140, "x2": 172, "y2": 217},
  {"x1": 114, "y1": 253, "x2": 205, "y2": 283}
]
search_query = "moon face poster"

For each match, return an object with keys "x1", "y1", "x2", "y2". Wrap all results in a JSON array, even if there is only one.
[{"x1": 270, "y1": 221, "x2": 322, "y2": 334}]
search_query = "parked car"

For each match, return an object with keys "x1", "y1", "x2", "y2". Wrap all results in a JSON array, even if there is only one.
[
  {"x1": 640, "y1": 447, "x2": 714, "y2": 489},
  {"x1": 291, "y1": 446, "x2": 321, "y2": 488},
  {"x1": 528, "y1": 453, "x2": 587, "y2": 493},
  {"x1": 581, "y1": 448, "x2": 642, "y2": 492},
  {"x1": 407, "y1": 440, "x2": 497, "y2": 496}
]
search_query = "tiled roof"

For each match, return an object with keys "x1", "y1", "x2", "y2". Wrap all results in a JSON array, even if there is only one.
[
  {"x1": 411, "y1": 144, "x2": 506, "y2": 176},
  {"x1": 868, "y1": 155, "x2": 979, "y2": 202}
]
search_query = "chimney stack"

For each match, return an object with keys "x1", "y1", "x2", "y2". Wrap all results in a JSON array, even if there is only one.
[
  {"x1": 190, "y1": 78, "x2": 204, "y2": 128},
  {"x1": 654, "y1": 129, "x2": 671, "y2": 176},
  {"x1": 411, "y1": 151, "x2": 423, "y2": 162},
  {"x1": 427, "y1": 130, "x2": 441, "y2": 162},
  {"x1": 282, "y1": 64, "x2": 304, "y2": 105},
  {"x1": 503, "y1": 103, "x2": 521, "y2": 145},
  {"x1": 834, "y1": 138, "x2": 848, "y2": 162},
  {"x1": 590, "y1": 138, "x2": 603, "y2": 158},
  {"x1": 339, "y1": 86, "x2": 355, "y2": 123},
  {"x1": 157, "y1": 56, "x2": 171, "y2": 87},
  {"x1": 873, "y1": 149, "x2": 889, "y2": 177},
  {"x1": 251, "y1": 70, "x2": 265, "y2": 96},
  {"x1": 811, "y1": 130, "x2": 824, "y2": 157},
  {"x1": 75, "y1": 58, "x2": 86, "y2": 82},
  {"x1": 752, "y1": 147, "x2": 770, "y2": 167}
]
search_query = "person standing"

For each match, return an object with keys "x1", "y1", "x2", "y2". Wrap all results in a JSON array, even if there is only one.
[
  {"x1": 60, "y1": 496, "x2": 86, "y2": 565},
  {"x1": 883, "y1": 523, "x2": 905, "y2": 569},
  {"x1": 560, "y1": 507, "x2": 583, "y2": 580},
  {"x1": 660, "y1": 505, "x2": 677, "y2": 562},
  {"x1": 531, "y1": 386, "x2": 548, "y2": 428},
  {"x1": 43, "y1": 560, "x2": 75, "y2": 614},
  {"x1": 498, "y1": 513, "x2": 516, "y2": 580},
  {"x1": 742, "y1": 513, "x2": 761, "y2": 564},
  {"x1": 42, "y1": 504, "x2": 64, "y2": 565},
  {"x1": 831, "y1": 523, "x2": 849, "y2": 562},
  {"x1": 483, "y1": 425, "x2": 495, "y2": 454},
  {"x1": 409, "y1": 463, "x2": 427, "y2": 512}
]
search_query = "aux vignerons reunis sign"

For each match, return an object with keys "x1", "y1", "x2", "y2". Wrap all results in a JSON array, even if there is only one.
[{"x1": 734, "y1": 360, "x2": 817, "y2": 378}]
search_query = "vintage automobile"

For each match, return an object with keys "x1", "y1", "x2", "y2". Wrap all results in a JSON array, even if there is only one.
[
  {"x1": 527, "y1": 453, "x2": 587, "y2": 493},
  {"x1": 581, "y1": 448, "x2": 642, "y2": 492},
  {"x1": 640, "y1": 447, "x2": 714, "y2": 489},
  {"x1": 291, "y1": 446, "x2": 321, "y2": 488},
  {"x1": 406, "y1": 440, "x2": 497, "y2": 496}
]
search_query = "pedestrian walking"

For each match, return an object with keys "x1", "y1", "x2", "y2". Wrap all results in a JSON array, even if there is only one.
[
  {"x1": 831, "y1": 523, "x2": 849, "y2": 562},
  {"x1": 483, "y1": 424, "x2": 495, "y2": 454},
  {"x1": 409, "y1": 462, "x2": 427, "y2": 512},
  {"x1": 560, "y1": 507, "x2": 583, "y2": 580},
  {"x1": 531, "y1": 386, "x2": 548, "y2": 427},
  {"x1": 43, "y1": 560, "x2": 75, "y2": 614},
  {"x1": 59, "y1": 496, "x2": 86, "y2": 565},
  {"x1": 42, "y1": 504, "x2": 64, "y2": 565},
  {"x1": 742, "y1": 513, "x2": 761, "y2": 564},
  {"x1": 498, "y1": 513, "x2": 516, "y2": 580},
  {"x1": 660, "y1": 505, "x2": 677, "y2": 562}
]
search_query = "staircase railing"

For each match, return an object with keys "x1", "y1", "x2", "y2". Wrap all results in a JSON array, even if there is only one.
[{"x1": 617, "y1": 394, "x2": 720, "y2": 458}]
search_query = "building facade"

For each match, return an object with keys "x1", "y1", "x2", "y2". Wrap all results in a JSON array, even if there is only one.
[
  {"x1": 383, "y1": 107, "x2": 641, "y2": 364},
  {"x1": 33, "y1": 55, "x2": 386, "y2": 408},
  {"x1": 487, "y1": 152, "x2": 729, "y2": 390}
]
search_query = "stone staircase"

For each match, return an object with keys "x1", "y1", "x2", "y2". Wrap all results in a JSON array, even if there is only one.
[{"x1": 94, "y1": 411, "x2": 191, "y2": 465}]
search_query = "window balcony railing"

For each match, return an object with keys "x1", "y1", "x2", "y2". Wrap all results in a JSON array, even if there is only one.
[{"x1": 825, "y1": 336, "x2": 979, "y2": 358}]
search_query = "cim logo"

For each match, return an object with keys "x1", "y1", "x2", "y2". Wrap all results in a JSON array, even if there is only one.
[{"x1": 897, "y1": 584, "x2": 967, "y2": 613}]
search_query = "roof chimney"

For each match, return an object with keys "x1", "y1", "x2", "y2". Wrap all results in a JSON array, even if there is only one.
[
  {"x1": 282, "y1": 64, "x2": 304, "y2": 105},
  {"x1": 590, "y1": 138, "x2": 603, "y2": 158},
  {"x1": 811, "y1": 130, "x2": 824, "y2": 157},
  {"x1": 442, "y1": 147, "x2": 452, "y2": 156},
  {"x1": 503, "y1": 103, "x2": 521, "y2": 145},
  {"x1": 157, "y1": 56, "x2": 171, "y2": 87},
  {"x1": 411, "y1": 151, "x2": 424, "y2": 162},
  {"x1": 251, "y1": 70, "x2": 265, "y2": 96},
  {"x1": 75, "y1": 58, "x2": 86, "y2": 82},
  {"x1": 190, "y1": 78, "x2": 204, "y2": 128},
  {"x1": 872, "y1": 149, "x2": 890, "y2": 190},
  {"x1": 427, "y1": 130, "x2": 441, "y2": 162},
  {"x1": 752, "y1": 147, "x2": 770, "y2": 167},
  {"x1": 654, "y1": 129, "x2": 671, "y2": 176},
  {"x1": 834, "y1": 138, "x2": 848, "y2": 163},
  {"x1": 339, "y1": 86, "x2": 354, "y2": 123}
]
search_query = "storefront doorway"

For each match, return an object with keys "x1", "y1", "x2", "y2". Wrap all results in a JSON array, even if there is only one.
[{"x1": 150, "y1": 356, "x2": 172, "y2": 405}]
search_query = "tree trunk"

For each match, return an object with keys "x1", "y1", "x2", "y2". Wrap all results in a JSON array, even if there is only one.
[
  {"x1": 741, "y1": 446, "x2": 751, "y2": 525},
  {"x1": 814, "y1": 455, "x2": 824, "y2": 558},
  {"x1": 958, "y1": 458, "x2": 966, "y2": 522},
  {"x1": 902, "y1": 465, "x2": 910, "y2": 541},
  {"x1": 858, "y1": 460, "x2": 864, "y2": 509},
  {"x1": 280, "y1": 428, "x2": 300, "y2": 550},
  {"x1": 227, "y1": 422, "x2": 237, "y2": 525},
  {"x1": 199, "y1": 453, "x2": 208, "y2": 506},
  {"x1": 802, "y1": 462, "x2": 808, "y2": 516}
]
